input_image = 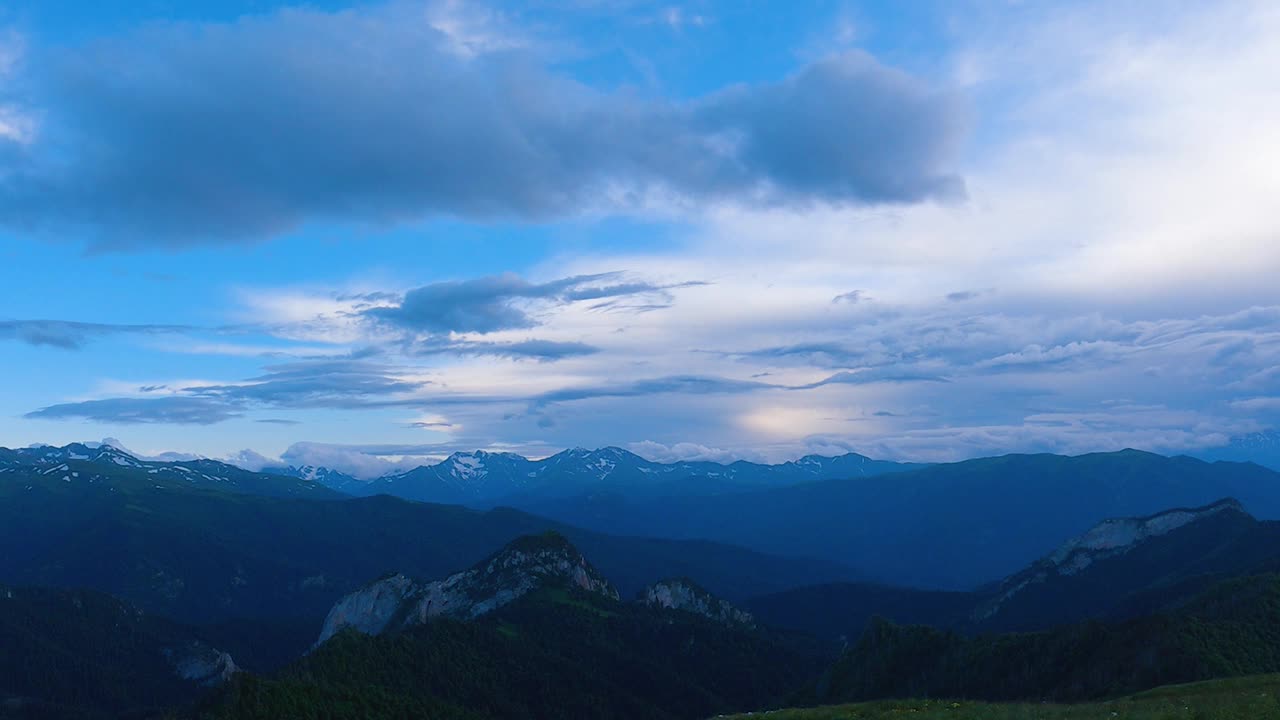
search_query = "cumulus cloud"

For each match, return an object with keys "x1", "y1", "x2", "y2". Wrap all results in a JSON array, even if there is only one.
[
  {"x1": 224, "y1": 448, "x2": 279, "y2": 472},
  {"x1": 0, "y1": 3, "x2": 963, "y2": 249}
]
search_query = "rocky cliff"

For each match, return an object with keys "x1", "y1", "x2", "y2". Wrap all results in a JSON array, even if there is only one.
[
  {"x1": 317, "y1": 531, "x2": 619, "y2": 645},
  {"x1": 641, "y1": 578, "x2": 755, "y2": 627},
  {"x1": 974, "y1": 498, "x2": 1250, "y2": 622}
]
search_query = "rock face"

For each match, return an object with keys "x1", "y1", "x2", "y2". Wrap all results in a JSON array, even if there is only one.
[
  {"x1": 641, "y1": 578, "x2": 754, "y2": 627},
  {"x1": 317, "y1": 532, "x2": 619, "y2": 645},
  {"x1": 166, "y1": 642, "x2": 240, "y2": 686},
  {"x1": 974, "y1": 498, "x2": 1249, "y2": 621},
  {"x1": 1045, "y1": 498, "x2": 1248, "y2": 575}
]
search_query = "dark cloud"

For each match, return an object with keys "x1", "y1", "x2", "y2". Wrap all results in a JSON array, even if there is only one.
[
  {"x1": 0, "y1": 319, "x2": 188, "y2": 349},
  {"x1": 832, "y1": 290, "x2": 865, "y2": 304},
  {"x1": 367, "y1": 272, "x2": 695, "y2": 334},
  {"x1": 0, "y1": 5, "x2": 964, "y2": 249},
  {"x1": 946, "y1": 290, "x2": 980, "y2": 302},
  {"x1": 255, "y1": 418, "x2": 301, "y2": 425},
  {"x1": 25, "y1": 397, "x2": 241, "y2": 424}
]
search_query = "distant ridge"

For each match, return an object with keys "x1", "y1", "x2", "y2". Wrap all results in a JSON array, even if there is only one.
[
  {"x1": 0, "y1": 442, "x2": 339, "y2": 499},
  {"x1": 291, "y1": 445, "x2": 922, "y2": 502}
]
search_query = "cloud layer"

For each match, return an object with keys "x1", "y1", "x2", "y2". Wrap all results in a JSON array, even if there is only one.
[{"x1": 0, "y1": 4, "x2": 963, "y2": 249}]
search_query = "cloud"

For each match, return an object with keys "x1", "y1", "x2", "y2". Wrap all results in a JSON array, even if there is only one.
[
  {"x1": 735, "y1": 342, "x2": 867, "y2": 368},
  {"x1": 797, "y1": 368, "x2": 950, "y2": 388},
  {"x1": 366, "y1": 272, "x2": 700, "y2": 335},
  {"x1": 411, "y1": 338, "x2": 600, "y2": 361},
  {"x1": 25, "y1": 397, "x2": 242, "y2": 425},
  {"x1": 271, "y1": 441, "x2": 465, "y2": 478},
  {"x1": 183, "y1": 360, "x2": 428, "y2": 407},
  {"x1": 98, "y1": 437, "x2": 202, "y2": 462},
  {"x1": 530, "y1": 374, "x2": 773, "y2": 408},
  {"x1": 628, "y1": 440, "x2": 760, "y2": 464},
  {"x1": 224, "y1": 448, "x2": 279, "y2": 472},
  {"x1": 0, "y1": 4, "x2": 964, "y2": 249},
  {"x1": 0, "y1": 319, "x2": 188, "y2": 349},
  {"x1": 24, "y1": 359, "x2": 437, "y2": 426}
]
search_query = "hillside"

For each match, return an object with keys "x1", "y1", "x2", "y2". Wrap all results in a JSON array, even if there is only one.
[
  {"x1": 197, "y1": 534, "x2": 826, "y2": 720},
  {"x1": 746, "y1": 498, "x2": 1280, "y2": 640},
  {"x1": 969, "y1": 498, "x2": 1280, "y2": 632},
  {"x1": 0, "y1": 465, "x2": 855, "y2": 669},
  {"x1": 815, "y1": 573, "x2": 1280, "y2": 705},
  {"x1": 720, "y1": 674, "x2": 1280, "y2": 720},
  {"x1": 523, "y1": 450, "x2": 1280, "y2": 589},
  {"x1": 0, "y1": 585, "x2": 236, "y2": 719}
]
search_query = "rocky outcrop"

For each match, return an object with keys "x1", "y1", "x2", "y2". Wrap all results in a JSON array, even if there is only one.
[
  {"x1": 974, "y1": 498, "x2": 1249, "y2": 621},
  {"x1": 317, "y1": 532, "x2": 619, "y2": 645},
  {"x1": 165, "y1": 642, "x2": 239, "y2": 686},
  {"x1": 1045, "y1": 498, "x2": 1246, "y2": 575},
  {"x1": 641, "y1": 578, "x2": 754, "y2": 627}
]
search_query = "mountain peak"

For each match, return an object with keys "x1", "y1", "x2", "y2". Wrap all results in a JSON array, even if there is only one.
[{"x1": 317, "y1": 533, "x2": 618, "y2": 645}]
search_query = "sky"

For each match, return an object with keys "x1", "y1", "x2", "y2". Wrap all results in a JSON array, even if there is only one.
[{"x1": 1, "y1": 0, "x2": 1278, "y2": 477}]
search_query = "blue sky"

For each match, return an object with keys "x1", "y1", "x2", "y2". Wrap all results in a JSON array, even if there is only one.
[{"x1": 1, "y1": 0, "x2": 1278, "y2": 476}]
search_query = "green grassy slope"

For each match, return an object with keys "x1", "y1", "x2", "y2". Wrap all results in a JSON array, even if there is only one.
[{"x1": 718, "y1": 673, "x2": 1280, "y2": 719}]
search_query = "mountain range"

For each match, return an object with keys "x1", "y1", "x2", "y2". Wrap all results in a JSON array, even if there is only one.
[
  {"x1": 264, "y1": 445, "x2": 922, "y2": 502},
  {"x1": 8, "y1": 441, "x2": 1280, "y2": 717},
  {"x1": 0, "y1": 443, "x2": 859, "y2": 670},
  {"x1": 10, "y1": 442, "x2": 1280, "y2": 591},
  {"x1": 261, "y1": 445, "x2": 1280, "y2": 590},
  {"x1": 508, "y1": 450, "x2": 1280, "y2": 588},
  {"x1": 2, "y1": 442, "x2": 339, "y2": 499},
  {"x1": 195, "y1": 509, "x2": 1280, "y2": 716}
]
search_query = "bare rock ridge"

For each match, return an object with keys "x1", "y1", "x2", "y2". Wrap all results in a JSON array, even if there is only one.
[
  {"x1": 974, "y1": 498, "x2": 1249, "y2": 621},
  {"x1": 317, "y1": 531, "x2": 619, "y2": 645},
  {"x1": 640, "y1": 578, "x2": 755, "y2": 627},
  {"x1": 166, "y1": 643, "x2": 240, "y2": 687}
]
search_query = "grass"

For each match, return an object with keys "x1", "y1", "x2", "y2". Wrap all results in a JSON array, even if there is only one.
[
  {"x1": 717, "y1": 674, "x2": 1280, "y2": 719},
  {"x1": 537, "y1": 586, "x2": 619, "y2": 618}
]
